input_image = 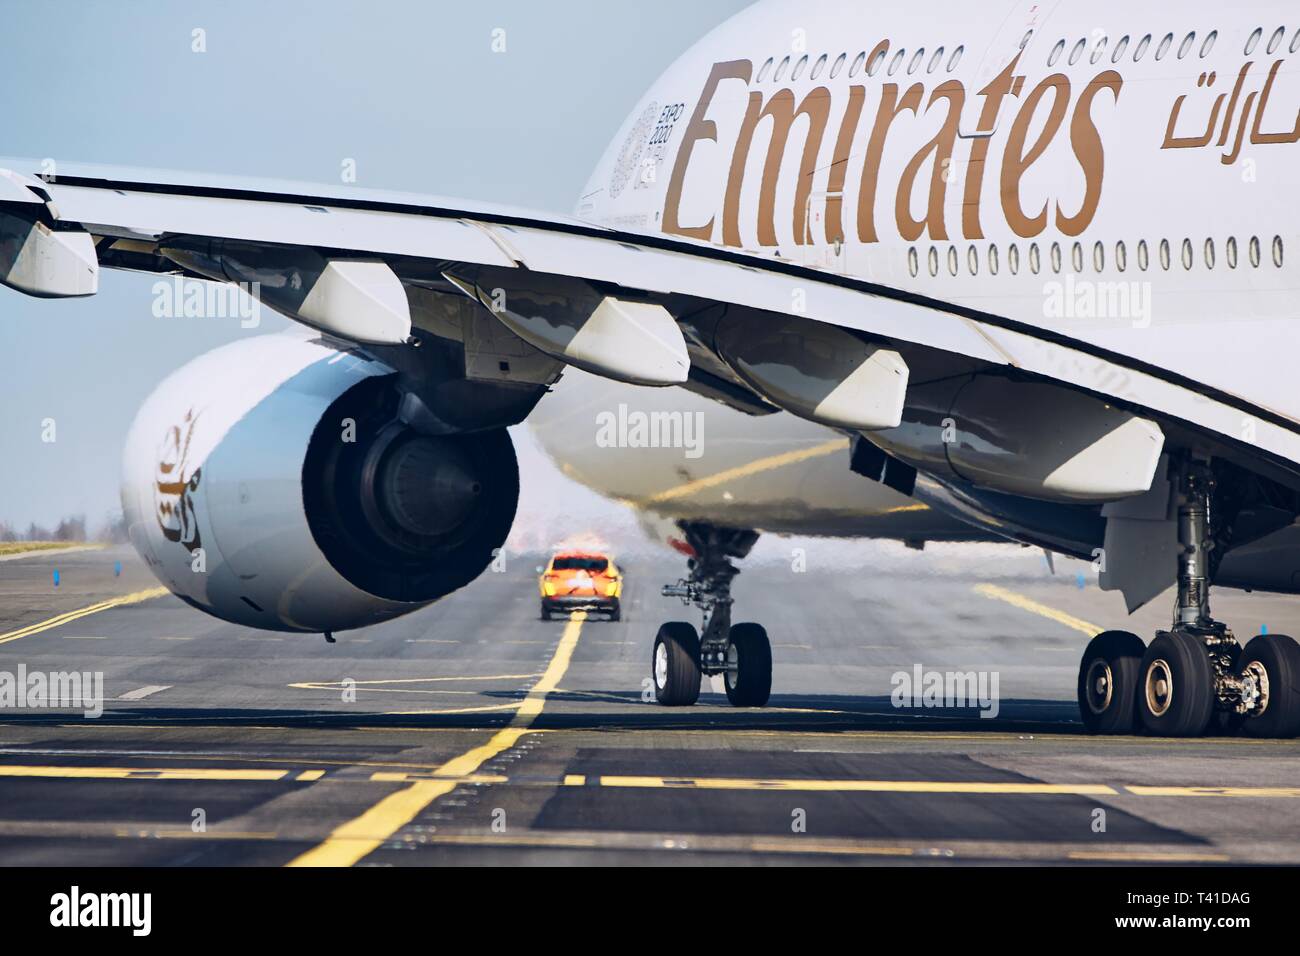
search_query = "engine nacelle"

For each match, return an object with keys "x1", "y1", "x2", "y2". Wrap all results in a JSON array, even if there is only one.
[{"x1": 122, "y1": 333, "x2": 518, "y2": 633}]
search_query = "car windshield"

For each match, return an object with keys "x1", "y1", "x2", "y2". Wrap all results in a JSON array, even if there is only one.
[{"x1": 551, "y1": 557, "x2": 608, "y2": 573}]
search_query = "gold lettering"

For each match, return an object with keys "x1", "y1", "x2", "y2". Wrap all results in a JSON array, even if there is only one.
[
  {"x1": 857, "y1": 83, "x2": 924, "y2": 243},
  {"x1": 896, "y1": 80, "x2": 965, "y2": 241},
  {"x1": 664, "y1": 59, "x2": 751, "y2": 241},
  {"x1": 1057, "y1": 70, "x2": 1122, "y2": 236},
  {"x1": 1001, "y1": 74, "x2": 1070, "y2": 238}
]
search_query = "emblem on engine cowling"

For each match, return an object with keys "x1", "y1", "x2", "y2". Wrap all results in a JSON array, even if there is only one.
[{"x1": 155, "y1": 409, "x2": 203, "y2": 553}]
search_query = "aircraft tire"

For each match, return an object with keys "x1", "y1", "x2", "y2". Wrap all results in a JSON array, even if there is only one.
[
  {"x1": 1239, "y1": 634, "x2": 1300, "y2": 739},
  {"x1": 654, "y1": 622, "x2": 701, "y2": 706},
  {"x1": 724, "y1": 622, "x2": 772, "y2": 707},
  {"x1": 1138, "y1": 631, "x2": 1215, "y2": 737},
  {"x1": 1077, "y1": 630, "x2": 1144, "y2": 734}
]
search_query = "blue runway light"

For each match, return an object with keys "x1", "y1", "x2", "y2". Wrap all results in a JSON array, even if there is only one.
[
  {"x1": 1075, "y1": 573, "x2": 1086, "y2": 590},
  {"x1": 114, "y1": 560, "x2": 122, "y2": 577},
  {"x1": 53, "y1": 568, "x2": 60, "y2": 587}
]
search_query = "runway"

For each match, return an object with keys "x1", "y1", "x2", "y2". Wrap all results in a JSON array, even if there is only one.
[{"x1": 1, "y1": 543, "x2": 1299, "y2": 866}]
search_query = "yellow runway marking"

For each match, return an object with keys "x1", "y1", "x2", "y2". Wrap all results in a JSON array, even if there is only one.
[
  {"x1": 568, "y1": 775, "x2": 1117, "y2": 795},
  {"x1": 0, "y1": 764, "x2": 316, "y2": 781},
  {"x1": 290, "y1": 673, "x2": 540, "y2": 688},
  {"x1": 368, "y1": 771, "x2": 509, "y2": 784},
  {"x1": 1068, "y1": 850, "x2": 1230, "y2": 863},
  {"x1": 407, "y1": 830, "x2": 918, "y2": 857},
  {"x1": 1127, "y1": 785, "x2": 1300, "y2": 798},
  {"x1": 973, "y1": 583, "x2": 1101, "y2": 637},
  {"x1": 0, "y1": 587, "x2": 169, "y2": 646},
  {"x1": 286, "y1": 612, "x2": 587, "y2": 868},
  {"x1": 645, "y1": 438, "x2": 849, "y2": 503}
]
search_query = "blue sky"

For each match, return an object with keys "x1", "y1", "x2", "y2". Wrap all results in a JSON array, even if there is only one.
[{"x1": 0, "y1": 0, "x2": 749, "y2": 530}]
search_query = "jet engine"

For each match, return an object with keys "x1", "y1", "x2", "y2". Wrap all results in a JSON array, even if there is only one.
[{"x1": 121, "y1": 333, "x2": 518, "y2": 633}]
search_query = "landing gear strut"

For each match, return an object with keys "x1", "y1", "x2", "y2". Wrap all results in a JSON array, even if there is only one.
[
  {"x1": 1077, "y1": 457, "x2": 1300, "y2": 737},
  {"x1": 651, "y1": 522, "x2": 771, "y2": 707}
]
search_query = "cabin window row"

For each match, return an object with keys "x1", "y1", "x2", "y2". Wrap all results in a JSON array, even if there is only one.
[{"x1": 907, "y1": 236, "x2": 1286, "y2": 278}]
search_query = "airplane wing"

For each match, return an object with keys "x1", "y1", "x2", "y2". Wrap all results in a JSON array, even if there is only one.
[{"x1": 4, "y1": 158, "x2": 1293, "y2": 478}]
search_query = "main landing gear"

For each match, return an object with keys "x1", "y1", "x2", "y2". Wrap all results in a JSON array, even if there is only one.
[
  {"x1": 651, "y1": 522, "x2": 772, "y2": 707},
  {"x1": 1078, "y1": 458, "x2": 1300, "y2": 738}
]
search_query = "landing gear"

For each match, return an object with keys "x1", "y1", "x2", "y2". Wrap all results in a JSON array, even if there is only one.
[
  {"x1": 652, "y1": 523, "x2": 771, "y2": 707},
  {"x1": 1077, "y1": 457, "x2": 1300, "y2": 737}
]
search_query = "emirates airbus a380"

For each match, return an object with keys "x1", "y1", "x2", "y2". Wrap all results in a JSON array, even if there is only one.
[{"x1": 2, "y1": 0, "x2": 1299, "y2": 738}]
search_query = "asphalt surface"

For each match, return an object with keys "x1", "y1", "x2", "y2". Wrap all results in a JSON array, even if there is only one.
[{"x1": 1, "y1": 542, "x2": 1299, "y2": 866}]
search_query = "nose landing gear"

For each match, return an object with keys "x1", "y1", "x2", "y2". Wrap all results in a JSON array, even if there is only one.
[
  {"x1": 1077, "y1": 457, "x2": 1300, "y2": 737},
  {"x1": 651, "y1": 522, "x2": 771, "y2": 707}
]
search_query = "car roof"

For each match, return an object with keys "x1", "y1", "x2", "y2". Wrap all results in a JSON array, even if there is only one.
[{"x1": 550, "y1": 550, "x2": 613, "y2": 560}]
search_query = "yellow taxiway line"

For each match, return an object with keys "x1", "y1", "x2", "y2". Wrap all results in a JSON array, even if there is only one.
[
  {"x1": 285, "y1": 612, "x2": 587, "y2": 868},
  {"x1": 0, "y1": 764, "x2": 316, "y2": 781},
  {"x1": 1068, "y1": 850, "x2": 1231, "y2": 863},
  {"x1": 560, "y1": 774, "x2": 1117, "y2": 795},
  {"x1": 0, "y1": 587, "x2": 170, "y2": 646},
  {"x1": 1126, "y1": 785, "x2": 1300, "y2": 798},
  {"x1": 972, "y1": 583, "x2": 1101, "y2": 637}
]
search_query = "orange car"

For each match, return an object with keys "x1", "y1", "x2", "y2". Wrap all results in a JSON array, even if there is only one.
[{"x1": 539, "y1": 551, "x2": 622, "y2": 621}]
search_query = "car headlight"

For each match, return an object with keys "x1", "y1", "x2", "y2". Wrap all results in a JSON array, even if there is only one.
[
  {"x1": 543, "y1": 581, "x2": 557, "y2": 596},
  {"x1": 605, "y1": 580, "x2": 619, "y2": 596}
]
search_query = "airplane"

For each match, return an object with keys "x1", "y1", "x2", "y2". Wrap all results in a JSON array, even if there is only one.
[{"x1": 2, "y1": 0, "x2": 1299, "y2": 739}]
